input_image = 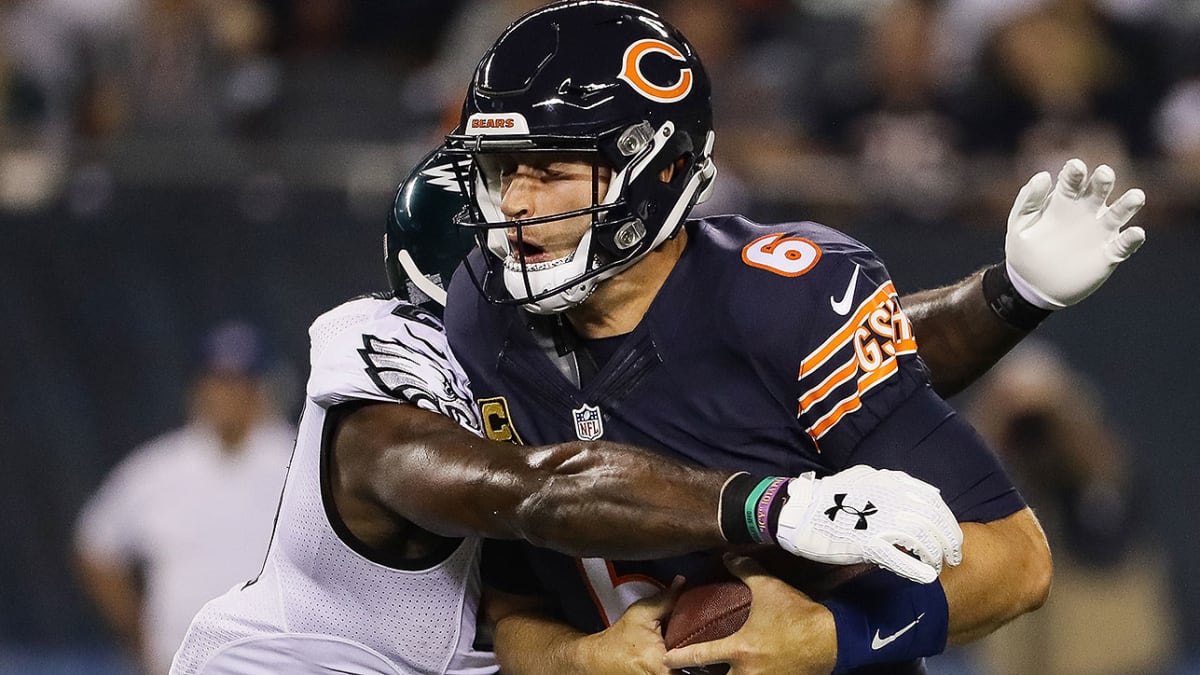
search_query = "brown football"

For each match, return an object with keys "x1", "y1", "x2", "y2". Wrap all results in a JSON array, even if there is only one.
[
  {"x1": 662, "y1": 547, "x2": 875, "y2": 657},
  {"x1": 663, "y1": 577, "x2": 752, "y2": 651}
]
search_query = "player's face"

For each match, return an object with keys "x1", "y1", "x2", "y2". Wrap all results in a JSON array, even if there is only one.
[{"x1": 490, "y1": 152, "x2": 611, "y2": 266}]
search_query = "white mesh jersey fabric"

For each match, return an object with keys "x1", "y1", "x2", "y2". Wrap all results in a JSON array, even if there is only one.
[{"x1": 171, "y1": 296, "x2": 496, "y2": 675}]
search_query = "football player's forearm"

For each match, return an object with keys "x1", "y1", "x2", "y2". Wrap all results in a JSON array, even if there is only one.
[
  {"x1": 341, "y1": 402, "x2": 729, "y2": 557},
  {"x1": 941, "y1": 508, "x2": 1052, "y2": 645},
  {"x1": 902, "y1": 269, "x2": 1029, "y2": 398},
  {"x1": 494, "y1": 611, "x2": 599, "y2": 675},
  {"x1": 503, "y1": 439, "x2": 730, "y2": 558}
]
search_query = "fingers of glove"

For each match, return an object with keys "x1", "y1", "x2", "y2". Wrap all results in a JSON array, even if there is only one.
[
  {"x1": 1081, "y1": 164, "x2": 1116, "y2": 211},
  {"x1": 864, "y1": 472, "x2": 959, "y2": 565},
  {"x1": 864, "y1": 471, "x2": 960, "y2": 566},
  {"x1": 1102, "y1": 188, "x2": 1146, "y2": 230},
  {"x1": 1105, "y1": 225, "x2": 1147, "y2": 261},
  {"x1": 1009, "y1": 171, "x2": 1053, "y2": 225},
  {"x1": 1055, "y1": 158, "x2": 1089, "y2": 200},
  {"x1": 875, "y1": 469, "x2": 947, "y2": 510},
  {"x1": 863, "y1": 538, "x2": 938, "y2": 584},
  {"x1": 878, "y1": 524, "x2": 943, "y2": 575},
  {"x1": 902, "y1": 492, "x2": 963, "y2": 566}
]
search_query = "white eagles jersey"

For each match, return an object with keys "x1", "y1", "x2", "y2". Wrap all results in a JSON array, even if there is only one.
[{"x1": 171, "y1": 296, "x2": 496, "y2": 675}]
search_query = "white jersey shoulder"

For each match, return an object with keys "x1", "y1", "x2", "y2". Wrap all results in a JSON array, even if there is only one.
[
  {"x1": 171, "y1": 296, "x2": 495, "y2": 675},
  {"x1": 308, "y1": 295, "x2": 482, "y2": 434}
]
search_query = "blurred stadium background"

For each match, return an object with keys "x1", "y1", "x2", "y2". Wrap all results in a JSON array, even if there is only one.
[{"x1": 0, "y1": 0, "x2": 1197, "y2": 673}]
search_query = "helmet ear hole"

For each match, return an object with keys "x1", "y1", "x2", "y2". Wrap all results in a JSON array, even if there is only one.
[{"x1": 659, "y1": 156, "x2": 689, "y2": 184}]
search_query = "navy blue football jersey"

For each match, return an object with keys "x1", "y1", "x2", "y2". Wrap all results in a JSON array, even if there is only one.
[{"x1": 446, "y1": 215, "x2": 1023, "y2": 636}]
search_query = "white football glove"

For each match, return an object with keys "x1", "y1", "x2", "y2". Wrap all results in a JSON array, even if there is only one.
[
  {"x1": 1006, "y1": 158, "x2": 1146, "y2": 309},
  {"x1": 775, "y1": 465, "x2": 963, "y2": 584}
]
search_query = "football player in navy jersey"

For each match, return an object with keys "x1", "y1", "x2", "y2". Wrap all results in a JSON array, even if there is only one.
[
  {"x1": 170, "y1": 147, "x2": 968, "y2": 675},
  {"x1": 441, "y1": 1, "x2": 1147, "y2": 673}
]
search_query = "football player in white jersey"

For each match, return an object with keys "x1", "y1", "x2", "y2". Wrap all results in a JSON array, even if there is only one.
[{"x1": 169, "y1": 148, "x2": 966, "y2": 675}]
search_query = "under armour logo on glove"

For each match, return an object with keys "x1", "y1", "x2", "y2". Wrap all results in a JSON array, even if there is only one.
[
  {"x1": 825, "y1": 493, "x2": 878, "y2": 530},
  {"x1": 774, "y1": 466, "x2": 963, "y2": 584}
]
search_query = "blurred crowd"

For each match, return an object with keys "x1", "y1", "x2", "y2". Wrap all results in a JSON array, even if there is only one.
[{"x1": 1, "y1": 0, "x2": 1200, "y2": 224}]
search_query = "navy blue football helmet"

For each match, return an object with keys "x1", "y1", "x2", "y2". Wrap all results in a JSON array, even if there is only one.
[
  {"x1": 445, "y1": 0, "x2": 717, "y2": 314},
  {"x1": 385, "y1": 146, "x2": 475, "y2": 317}
]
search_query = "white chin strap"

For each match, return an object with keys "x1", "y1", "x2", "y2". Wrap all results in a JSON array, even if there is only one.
[
  {"x1": 504, "y1": 229, "x2": 599, "y2": 315},
  {"x1": 397, "y1": 249, "x2": 447, "y2": 307}
]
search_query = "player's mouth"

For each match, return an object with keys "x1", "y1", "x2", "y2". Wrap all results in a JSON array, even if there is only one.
[{"x1": 504, "y1": 236, "x2": 573, "y2": 271}]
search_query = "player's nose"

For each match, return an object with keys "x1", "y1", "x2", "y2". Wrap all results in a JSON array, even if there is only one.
[{"x1": 500, "y1": 175, "x2": 534, "y2": 221}]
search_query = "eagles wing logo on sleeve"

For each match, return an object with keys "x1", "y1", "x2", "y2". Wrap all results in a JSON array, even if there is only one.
[{"x1": 358, "y1": 324, "x2": 482, "y2": 435}]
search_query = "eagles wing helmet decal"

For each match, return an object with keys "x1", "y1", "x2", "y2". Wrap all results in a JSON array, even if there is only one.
[
  {"x1": 420, "y1": 157, "x2": 470, "y2": 194},
  {"x1": 358, "y1": 325, "x2": 482, "y2": 434}
]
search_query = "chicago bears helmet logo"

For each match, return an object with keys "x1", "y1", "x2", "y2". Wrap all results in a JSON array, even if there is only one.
[{"x1": 618, "y1": 38, "x2": 694, "y2": 103}]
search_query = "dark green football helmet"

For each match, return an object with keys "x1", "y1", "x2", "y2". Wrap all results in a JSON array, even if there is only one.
[{"x1": 385, "y1": 146, "x2": 475, "y2": 317}]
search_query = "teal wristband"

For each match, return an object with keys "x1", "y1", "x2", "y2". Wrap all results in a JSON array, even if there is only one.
[
  {"x1": 719, "y1": 474, "x2": 791, "y2": 545},
  {"x1": 743, "y1": 477, "x2": 789, "y2": 544}
]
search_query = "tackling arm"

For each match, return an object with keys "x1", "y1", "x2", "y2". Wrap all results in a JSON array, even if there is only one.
[
  {"x1": 901, "y1": 270, "x2": 1028, "y2": 399},
  {"x1": 330, "y1": 400, "x2": 731, "y2": 560},
  {"x1": 331, "y1": 400, "x2": 963, "y2": 570}
]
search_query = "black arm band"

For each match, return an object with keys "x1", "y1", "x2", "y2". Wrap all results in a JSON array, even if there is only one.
[
  {"x1": 719, "y1": 472, "x2": 791, "y2": 545},
  {"x1": 981, "y1": 263, "x2": 1052, "y2": 331}
]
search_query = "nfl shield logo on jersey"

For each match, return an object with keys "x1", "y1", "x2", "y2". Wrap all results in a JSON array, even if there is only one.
[{"x1": 572, "y1": 404, "x2": 605, "y2": 441}]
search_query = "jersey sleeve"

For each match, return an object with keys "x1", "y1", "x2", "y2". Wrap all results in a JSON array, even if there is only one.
[
  {"x1": 792, "y1": 248, "x2": 927, "y2": 456},
  {"x1": 306, "y1": 296, "x2": 483, "y2": 435},
  {"x1": 741, "y1": 231, "x2": 1024, "y2": 522}
]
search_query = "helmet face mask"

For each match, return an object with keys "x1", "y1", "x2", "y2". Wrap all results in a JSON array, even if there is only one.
[{"x1": 446, "y1": 0, "x2": 717, "y2": 314}]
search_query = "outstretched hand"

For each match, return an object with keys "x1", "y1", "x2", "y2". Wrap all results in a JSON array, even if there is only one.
[
  {"x1": 775, "y1": 466, "x2": 963, "y2": 584},
  {"x1": 1006, "y1": 158, "x2": 1146, "y2": 309},
  {"x1": 663, "y1": 554, "x2": 836, "y2": 675}
]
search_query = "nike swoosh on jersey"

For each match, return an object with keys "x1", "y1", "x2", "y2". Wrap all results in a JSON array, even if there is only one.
[
  {"x1": 871, "y1": 612, "x2": 925, "y2": 650},
  {"x1": 830, "y1": 263, "x2": 860, "y2": 315}
]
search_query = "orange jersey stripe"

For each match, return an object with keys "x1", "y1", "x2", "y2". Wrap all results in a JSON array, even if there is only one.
[
  {"x1": 799, "y1": 357, "x2": 858, "y2": 413},
  {"x1": 804, "y1": 357, "x2": 901, "y2": 440},
  {"x1": 858, "y1": 356, "x2": 899, "y2": 395},
  {"x1": 799, "y1": 281, "x2": 897, "y2": 377},
  {"x1": 807, "y1": 391, "x2": 862, "y2": 440},
  {"x1": 891, "y1": 336, "x2": 918, "y2": 357}
]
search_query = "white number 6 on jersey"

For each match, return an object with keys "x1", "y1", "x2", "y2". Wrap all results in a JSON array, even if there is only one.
[{"x1": 578, "y1": 558, "x2": 662, "y2": 626}]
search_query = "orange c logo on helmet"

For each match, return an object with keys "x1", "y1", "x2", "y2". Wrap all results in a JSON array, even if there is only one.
[{"x1": 618, "y1": 38, "x2": 694, "y2": 103}]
